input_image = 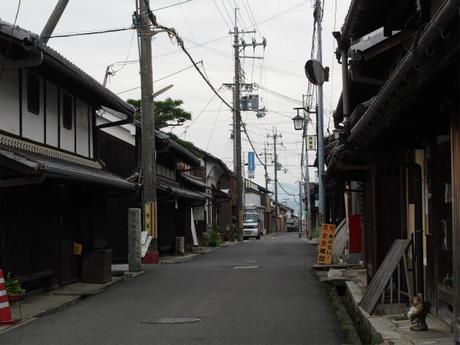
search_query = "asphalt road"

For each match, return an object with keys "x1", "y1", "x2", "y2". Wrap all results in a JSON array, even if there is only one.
[{"x1": 2, "y1": 233, "x2": 346, "y2": 345}]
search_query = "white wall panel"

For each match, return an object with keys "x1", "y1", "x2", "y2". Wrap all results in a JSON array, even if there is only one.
[
  {"x1": 0, "y1": 69, "x2": 20, "y2": 135},
  {"x1": 60, "y1": 91, "x2": 75, "y2": 153},
  {"x1": 75, "y1": 97, "x2": 89, "y2": 157},
  {"x1": 45, "y1": 81, "x2": 59, "y2": 147},
  {"x1": 245, "y1": 192, "x2": 261, "y2": 207},
  {"x1": 89, "y1": 106, "x2": 93, "y2": 158},
  {"x1": 22, "y1": 70, "x2": 44, "y2": 143}
]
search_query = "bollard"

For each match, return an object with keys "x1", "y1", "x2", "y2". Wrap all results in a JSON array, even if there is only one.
[{"x1": 128, "y1": 208, "x2": 142, "y2": 272}]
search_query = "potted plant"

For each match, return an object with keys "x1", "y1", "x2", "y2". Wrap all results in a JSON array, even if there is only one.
[{"x1": 5, "y1": 273, "x2": 25, "y2": 303}]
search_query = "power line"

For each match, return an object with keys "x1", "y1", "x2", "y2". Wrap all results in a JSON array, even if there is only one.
[
  {"x1": 212, "y1": 0, "x2": 231, "y2": 29},
  {"x1": 180, "y1": 94, "x2": 217, "y2": 137},
  {"x1": 242, "y1": 123, "x2": 265, "y2": 168},
  {"x1": 254, "y1": 83, "x2": 302, "y2": 105},
  {"x1": 141, "y1": 0, "x2": 233, "y2": 110},
  {"x1": 153, "y1": 0, "x2": 192, "y2": 12},
  {"x1": 257, "y1": 1, "x2": 308, "y2": 25},
  {"x1": 220, "y1": 0, "x2": 234, "y2": 27},
  {"x1": 116, "y1": 61, "x2": 202, "y2": 95},
  {"x1": 46, "y1": 27, "x2": 133, "y2": 39},
  {"x1": 278, "y1": 182, "x2": 297, "y2": 197},
  {"x1": 206, "y1": 99, "x2": 224, "y2": 150}
]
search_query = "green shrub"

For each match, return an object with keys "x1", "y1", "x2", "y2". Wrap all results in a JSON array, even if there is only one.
[
  {"x1": 201, "y1": 226, "x2": 222, "y2": 247},
  {"x1": 5, "y1": 273, "x2": 26, "y2": 295}
]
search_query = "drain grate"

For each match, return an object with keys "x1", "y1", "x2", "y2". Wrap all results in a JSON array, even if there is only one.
[{"x1": 141, "y1": 317, "x2": 202, "y2": 325}]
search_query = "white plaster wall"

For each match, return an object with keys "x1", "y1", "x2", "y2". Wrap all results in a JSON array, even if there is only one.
[
  {"x1": 45, "y1": 81, "x2": 59, "y2": 147},
  {"x1": 76, "y1": 97, "x2": 89, "y2": 156},
  {"x1": 245, "y1": 192, "x2": 261, "y2": 207},
  {"x1": 0, "y1": 69, "x2": 20, "y2": 135},
  {"x1": 22, "y1": 71, "x2": 44, "y2": 143},
  {"x1": 60, "y1": 91, "x2": 75, "y2": 153},
  {"x1": 89, "y1": 106, "x2": 93, "y2": 158}
]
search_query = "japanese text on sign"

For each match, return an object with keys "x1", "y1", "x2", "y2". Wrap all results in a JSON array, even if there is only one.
[{"x1": 317, "y1": 223, "x2": 336, "y2": 265}]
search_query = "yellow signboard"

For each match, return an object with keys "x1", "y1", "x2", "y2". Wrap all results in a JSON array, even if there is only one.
[
  {"x1": 144, "y1": 201, "x2": 157, "y2": 238},
  {"x1": 317, "y1": 223, "x2": 336, "y2": 265},
  {"x1": 73, "y1": 242, "x2": 83, "y2": 256}
]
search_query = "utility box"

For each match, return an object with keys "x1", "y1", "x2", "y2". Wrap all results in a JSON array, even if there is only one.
[
  {"x1": 175, "y1": 236, "x2": 185, "y2": 255},
  {"x1": 81, "y1": 249, "x2": 112, "y2": 283}
]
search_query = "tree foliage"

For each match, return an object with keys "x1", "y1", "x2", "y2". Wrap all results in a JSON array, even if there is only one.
[{"x1": 127, "y1": 98, "x2": 192, "y2": 129}]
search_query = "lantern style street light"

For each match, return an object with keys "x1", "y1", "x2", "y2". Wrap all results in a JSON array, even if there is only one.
[
  {"x1": 292, "y1": 108, "x2": 305, "y2": 131},
  {"x1": 292, "y1": 113, "x2": 304, "y2": 131}
]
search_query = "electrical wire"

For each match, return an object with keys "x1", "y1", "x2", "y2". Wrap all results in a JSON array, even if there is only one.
[
  {"x1": 242, "y1": 123, "x2": 266, "y2": 168},
  {"x1": 141, "y1": 0, "x2": 233, "y2": 111},
  {"x1": 116, "y1": 61, "x2": 202, "y2": 95},
  {"x1": 212, "y1": 0, "x2": 231, "y2": 29},
  {"x1": 254, "y1": 83, "x2": 302, "y2": 105},
  {"x1": 278, "y1": 182, "x2": 297, "y2": 197},
  {"x1": 220, "y1": 0, "x2": 234, "y2": 27},
  {"x1": 47, "y1": 27, "x2": 133, "y2": 39},
  {"x1": 257, "y1": 1, "x2": 308, "y2": 25},
  {"x1": 180, "y1": 94, "x2": 217, "y2": 137},
  {"x1": 206, "y1": 99, "x2": 223, "y2": 150},
  {"x1": 153, "y1": 0, "x2": 192, "y2": 12}
]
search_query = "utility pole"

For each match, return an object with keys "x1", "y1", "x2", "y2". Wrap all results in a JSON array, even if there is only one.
[
  {"x1": 314, "y1": 0, "x2": 326, "y2": 225},
  {"x1": 233, "y1": 9, "x2": 243, "y2": 241},
  {"x1": 268, "y1": 129, "x2": 282, "y2": 233},
  {"x1": 302, "y1": 96, "x2": 313, "y2": 238},
  {"x1": 227, "y1": 8, "x2": 266, "y2": 241},
  {"x1": 137, "y1": 0, "x2": 158, "y2": 261},
  {"x1": 263, "y1": 144, "x2": 270, "y2": 191},
  {"x1": 298, "y1": 180, "x2": 303, "y2": 237}
]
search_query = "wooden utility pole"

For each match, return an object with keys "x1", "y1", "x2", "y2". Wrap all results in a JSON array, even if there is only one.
[
  {"x1": 232, "y1": 9, "x2": 243, "y2": 241},
  {"x1": 228, "y1": 8, "x2": 266, "y2": 241},
  {"x1": 314, "y1": 0, "x2": 326, "y2": 225},
  {"x1": 137, "y1": 0, "x2": 158, "y2": 261},
  {"x1": 268, "y1": 129, "x2": 282, "y2": 232}
]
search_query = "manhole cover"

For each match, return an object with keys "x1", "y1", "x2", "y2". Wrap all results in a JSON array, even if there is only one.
[
  {"x1": 233, "y1": 265, "x2": 259, "y2": 269},
  {"x1": 141, "y1": 317, "x2": 202, "y2": 325}
]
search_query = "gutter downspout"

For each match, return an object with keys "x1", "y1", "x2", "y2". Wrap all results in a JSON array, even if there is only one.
[{"x1": 40, "y1": 0, "x2": 70, "y2": 44}]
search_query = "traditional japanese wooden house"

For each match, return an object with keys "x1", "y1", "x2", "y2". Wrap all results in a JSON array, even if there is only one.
[
  {"x1": 0, "y1": 19, "x2": 135, "y2": 288},
  {"x1": 325, "y1": 0, "x2": 460, "y2": 335}
]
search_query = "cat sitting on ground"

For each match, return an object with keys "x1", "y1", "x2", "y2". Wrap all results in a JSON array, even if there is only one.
[{"x1": 407, "y1": 293, "x2": 428, "y2": 331}]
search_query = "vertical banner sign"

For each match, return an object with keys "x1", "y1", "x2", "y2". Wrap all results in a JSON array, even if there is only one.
[
  {"x1": 317, "y1": 223, "x2": 336, "y2": 264},
  {"x1": 248, "y1": 151, "x2": 255, "y2": 179},
  {"x1": 307, "y1": 135, "x2": 317, "y2": 151},
  {"x1": 144, "y1": 202, "x2": 157, "y2": 238}
]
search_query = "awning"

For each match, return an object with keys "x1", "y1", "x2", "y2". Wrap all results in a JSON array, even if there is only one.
[
  {"x1": 0, "y1": 148, "x2": 136, "y2": 190},
  {"x1": 157, "y1": 177, "x2": 205, "y2": 201}
]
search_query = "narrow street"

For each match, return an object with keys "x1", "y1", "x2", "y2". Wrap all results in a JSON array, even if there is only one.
[{"x1": 1, "y1": 234, "x2": 346, "y2": 345}]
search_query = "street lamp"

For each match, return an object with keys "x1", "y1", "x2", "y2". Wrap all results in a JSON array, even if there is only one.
[{"x1": 292, "y1": 113, "x2": 304, "y2": 131}]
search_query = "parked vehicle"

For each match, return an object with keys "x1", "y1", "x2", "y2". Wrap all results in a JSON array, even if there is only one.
[
  {"x1": 286, "y1": 218, "x2": 298, "y2": 232},
  {"x1": 243, "y1": 206, "x2": 262, "y2": 239}
]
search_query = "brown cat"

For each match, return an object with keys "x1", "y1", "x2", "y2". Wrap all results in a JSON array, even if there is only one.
[{"x1": 407, "y1": 293, "x2": 427, "y2": 331}]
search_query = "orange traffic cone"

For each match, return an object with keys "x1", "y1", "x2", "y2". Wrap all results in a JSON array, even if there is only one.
[{"x1": 0, "y1": 269, "x2": 18, "y2": 324}]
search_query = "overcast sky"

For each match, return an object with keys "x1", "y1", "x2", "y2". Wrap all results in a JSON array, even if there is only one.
[{"x1": 1, "y1": 0, "x2": 350, "y2": 208}]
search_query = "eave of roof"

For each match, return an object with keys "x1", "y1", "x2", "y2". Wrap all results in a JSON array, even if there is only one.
[
  {"x1": 0, "y1": 19, "x2": 134, "y2": 117},
  {"x1": 156, "y1": 131, "x2": 202, "y2": 167}
]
